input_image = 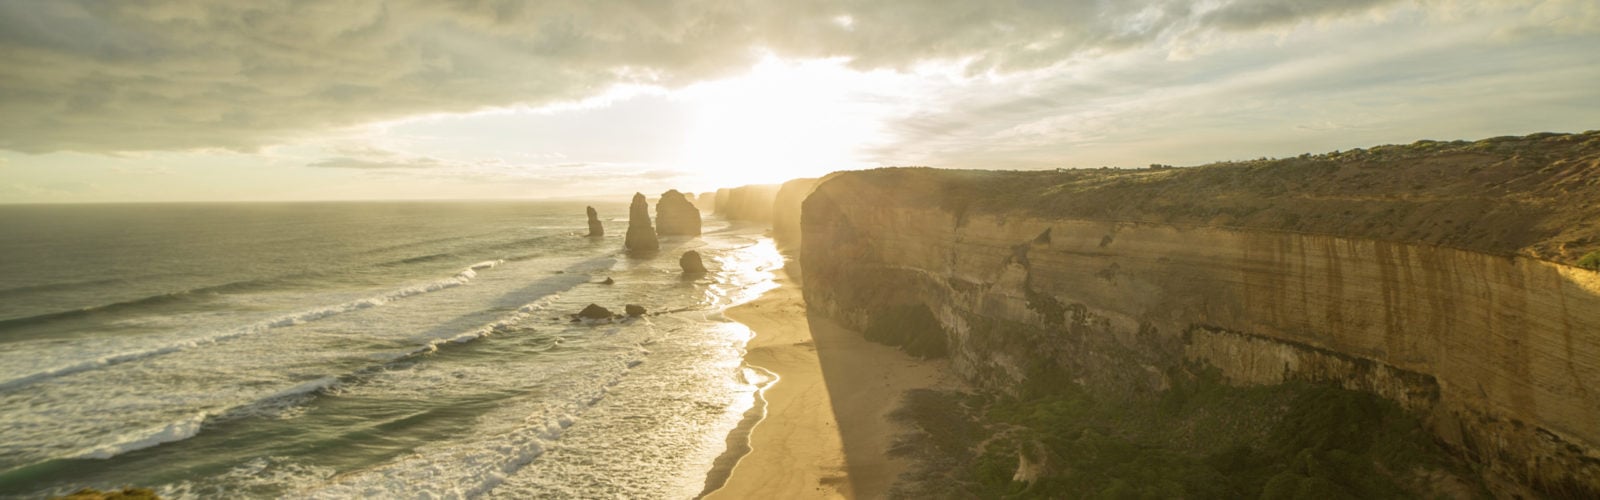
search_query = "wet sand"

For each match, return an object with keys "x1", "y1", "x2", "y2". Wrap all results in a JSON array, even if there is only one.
[{"x1": 702, "y1": 269, "x2": 956, "y2": 499}]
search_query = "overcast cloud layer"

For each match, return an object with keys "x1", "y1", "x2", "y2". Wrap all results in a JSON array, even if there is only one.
[
  {"x1": 0, "y1": 0, "x2": 1596, "y2": 202},
  {"x1": 3, "y1": 0, "x2": 1583, "y2": 153}
]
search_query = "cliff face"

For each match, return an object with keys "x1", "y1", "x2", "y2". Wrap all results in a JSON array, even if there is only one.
[
  {"x1": 800, "y1": 133, "x2": 1600, "y2": 495},
  {"x1": 715, "y1": 184, "x2": 782, "y2": 222},
  {"x1": 771, "y1": 178, "x2": 821, "y2": 251},
  {"x1": 712, "y1": 188, "x2": 730, "y2": 215}
]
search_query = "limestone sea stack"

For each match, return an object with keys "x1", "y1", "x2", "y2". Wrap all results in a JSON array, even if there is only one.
[
  {"x1": 655, "y1": 189, "x2": 702, "y2": 236},
  {"x1": 585, "y1": 206, "x2": 604, "y2": 237},
  {"x1": 624, "y1": 193, "x2": 659, "y2": 254},
  {"x1": 679, "y1": 250, "x2": 707, "y2": 275}
]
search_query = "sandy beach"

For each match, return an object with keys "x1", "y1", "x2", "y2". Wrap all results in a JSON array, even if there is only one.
[{"x1": 702, "y1": 268, "x2": 956, "y2": 499}]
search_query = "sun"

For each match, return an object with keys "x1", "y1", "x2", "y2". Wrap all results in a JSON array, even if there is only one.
[{"x1": 677, "y1": 57, "x2": 893, "y2": 187}]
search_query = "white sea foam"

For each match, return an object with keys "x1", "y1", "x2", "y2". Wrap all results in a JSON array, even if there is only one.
[
  {"x1": 300, "y1": 333, "x2": 651, "y2": 499},
  {"x1": 0, "y1": 262, "x2": 504, "y2": 392},
  {"x1": 410, "y1": 282, "x2": 576, "y2": 356},
  {"x1": 74, "y1": 412, "x2": 208, "y2": 459}
]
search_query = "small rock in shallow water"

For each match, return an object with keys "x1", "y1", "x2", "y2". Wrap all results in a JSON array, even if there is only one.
[
  {"x1": 680, "y1": 250, "x2": 708, "y2": 275},
  {"x1": 625, "y1": 304, "x2": 647, "y2": 317},
  {"x1": 602, "y1": 277, "x2": 615, "y2": 285},
  {"x1": 576, "y1": 303, "x2": 613, "y2": 319}
]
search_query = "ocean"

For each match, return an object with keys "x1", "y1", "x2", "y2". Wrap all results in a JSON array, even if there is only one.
[{"x1": 0, "y1": 201, "x2": 780, "y2": 498}]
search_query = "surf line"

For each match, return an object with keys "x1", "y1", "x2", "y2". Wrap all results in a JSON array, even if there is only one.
[{"x1": 696, "y1": 363, "x2": 778, "y2": 499}]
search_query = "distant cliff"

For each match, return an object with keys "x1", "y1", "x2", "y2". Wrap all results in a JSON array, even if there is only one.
[
  {"x1": 801, "y1": 131, "x2": 1600, "y2": 496},
  {"x1": 714, "y1": 184, "x2": 782, "y2": 223},
  {"x1": 771, "y1": 178, "x2": 822, "y2": 251}
]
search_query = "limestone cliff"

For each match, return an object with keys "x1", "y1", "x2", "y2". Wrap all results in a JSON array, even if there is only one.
[
  {"x1": 624, "y1": 193, "x2": 658, "y2": 254},
  {"x1": 655, "y1": 189, "x2": 702, "y2": 236},
  {"x1": 801, "y1": 131, "x2": 1600, "y2": 496},
  {"x1": 713, "y1": 188, "x2": 731, "y2": 215},
  {"x1": 716, "y1": 184, "x2": 782, "y2": 222},
  {"x1": 771, "y1": 178, "x2": 821, "y2": 251}
]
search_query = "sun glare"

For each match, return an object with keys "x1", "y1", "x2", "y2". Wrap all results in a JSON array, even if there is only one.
[{"x1": 677, "y1": 57, "x2": 893, "y2": 187}]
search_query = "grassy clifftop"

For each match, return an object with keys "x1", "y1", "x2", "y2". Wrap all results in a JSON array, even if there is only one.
[{"x1": 825, "y1": 131, "x2": 1600, "y2": 265}]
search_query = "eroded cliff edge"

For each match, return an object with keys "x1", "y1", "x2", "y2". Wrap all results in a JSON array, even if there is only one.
[{"x1": 801, "y1": 131, "x2": 1600, "y2": 495}]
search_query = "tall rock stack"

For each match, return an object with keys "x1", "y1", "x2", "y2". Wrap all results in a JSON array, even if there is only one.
[
  {"x1": 655, "y1": 189, "x2": 702, "y2": 236},
  {"x1": 624, "y1": 193, "x2": 658, "y2": 254},
  {"x1": 585, "y1": 206, "x2": 604, "y2": 237}
]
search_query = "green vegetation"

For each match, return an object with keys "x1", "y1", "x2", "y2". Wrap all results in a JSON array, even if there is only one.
[
  {"x1": 1579, "y1": 251, "x2": 1600, "y2": 271},
  {"x1": 857, "y1": 130, "x2": 1600, "y2": 265},
  {"x1": 51, "y1": 488, "x2": 161, "y2": 500},
  {"x1": 892, "y1": 376, "x2": 1484, "y2": 499}
]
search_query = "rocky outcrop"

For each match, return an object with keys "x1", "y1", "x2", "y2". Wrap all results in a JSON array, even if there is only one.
[
  {"x1": 680, "y1": 250, "x2": 707, "y2": 275},
  {"x1": 576, "y1": 304, "x2": 614, "y2": 320},
  {"x1": 801, "y1": 132, "x2": 1600, "y2": 496},
  {"x1": 624, "y1": 193, "x2": 658, "y2": 254},
  {"x1": 585, "y1": 206, "x2": 604, "y2": 237},
  {"x1": 655, "y1": 189, "x2": 702, "y2": 236}
]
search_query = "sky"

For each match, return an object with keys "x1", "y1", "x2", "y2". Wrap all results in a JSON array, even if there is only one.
[{"x1": 0, "y1": 0, "x2": 1596, "y2": 203}]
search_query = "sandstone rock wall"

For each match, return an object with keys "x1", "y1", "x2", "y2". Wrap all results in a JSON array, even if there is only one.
[{"x1": 801, "y1": 170, "x2": 1600, "y2": 495}]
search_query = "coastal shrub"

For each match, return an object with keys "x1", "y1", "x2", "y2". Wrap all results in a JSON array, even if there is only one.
[
  {"x1": 1579, "y1": 250, "x2": 1600, "y2": 271},
  {"x1": 897, "y1": 380, "x2": 1484, "y2": 499}
]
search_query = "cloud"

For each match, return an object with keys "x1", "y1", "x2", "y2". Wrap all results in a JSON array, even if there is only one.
[
  {"x1": 0, "y1": 0, "x2": 1468, "y2": 155},
  {"x1": 1197, "y1": 0, "x2": 1399, "y2": 31},
  {"x1": 637, "y1": 169, "x2": 690, "y2": 180},
  {"x1": 862, "y1": 6, "x2": 1600, "y2": 170},
  {"x1": 306, "y1": 156, "x2": 444, "y2": 170}
]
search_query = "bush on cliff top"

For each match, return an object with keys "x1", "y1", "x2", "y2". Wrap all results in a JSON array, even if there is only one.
[
  {"x1": 1579, "y1": 251, "x2": 1600, "y2": 271},
  {"x1": 863, "y1": 130, "x2": 1600, "y2": 265}
]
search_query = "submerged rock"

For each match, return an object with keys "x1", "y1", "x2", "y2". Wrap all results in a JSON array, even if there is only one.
[
  {"x1": 624, "y1": 304, "x2": 647, "y2": 317},
  {"x1": 655, "y1": 189, "x2": 702, "y2": 236},
  {"x1": 56, "y1": 487, "x2": 161, "y2": 500},
  {"x1": 576, "y1": 303, "x2": 613, "y2": 319},
  {"x1": 586, "y1": 206, "x2": 604, "y2": 237},
  {"x1": 601, "y1": 277, "x2": 615, "y2": 285},
  {"x1": 624, "y1": 193, "x2": 659, "y2": 254},
  {"x1": 680, "y1": 250, "x2": 708, "y2": 275}
]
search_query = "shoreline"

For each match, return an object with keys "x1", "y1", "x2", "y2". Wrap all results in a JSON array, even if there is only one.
[{"x1": 700, "y1": 264, "x2": 957, "y2": 498}]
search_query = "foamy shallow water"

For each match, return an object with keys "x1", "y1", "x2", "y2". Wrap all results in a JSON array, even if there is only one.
[{"x1": 0, "y1": 202, "x2": 781, "y2": 499}]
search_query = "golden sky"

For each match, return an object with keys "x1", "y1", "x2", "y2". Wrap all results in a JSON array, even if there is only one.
[{"x1": 1, "y1": 0, "x2": 1597, "y2": 202}]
